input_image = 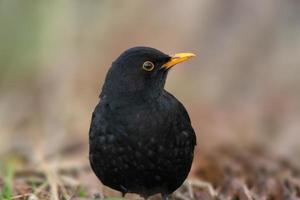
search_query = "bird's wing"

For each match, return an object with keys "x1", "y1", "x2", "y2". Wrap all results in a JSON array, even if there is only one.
[
  {"x1": 163, "y1": 90, "x2": 197, "y2": 146},
  {"x1": 177, "y1": 100, "x2": 197, "y2": 146},
  {"x1": 89, "y1": 102, "x2": 106, "y2": 150}
]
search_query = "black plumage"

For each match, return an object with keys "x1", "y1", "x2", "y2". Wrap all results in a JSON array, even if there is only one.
[{"x1": 89, "y1": 47, "x2": 196, "y2": 200}]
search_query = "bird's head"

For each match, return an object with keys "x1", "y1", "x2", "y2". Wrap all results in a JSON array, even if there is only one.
[{"x1": 101, "y1": 47, "x2": 195, "y2": 100}]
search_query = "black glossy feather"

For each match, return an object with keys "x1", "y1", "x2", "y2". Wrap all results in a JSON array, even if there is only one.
[{"x1": 89, "y1": 47, "x2": 196, "y2": 199}]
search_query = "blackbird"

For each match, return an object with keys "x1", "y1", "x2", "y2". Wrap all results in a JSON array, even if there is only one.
[{"x1": 89, "y1": 47, "x2": 196, "y2": 200}]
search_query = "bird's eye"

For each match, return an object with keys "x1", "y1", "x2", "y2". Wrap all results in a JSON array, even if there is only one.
[{"x1": 142, "y1": 61, "x2": 155, "y2": 71}]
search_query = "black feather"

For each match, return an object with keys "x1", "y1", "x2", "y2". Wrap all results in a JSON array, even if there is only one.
[{"x1": 89, "y1": 47, "x2": 196, "y2": 198}]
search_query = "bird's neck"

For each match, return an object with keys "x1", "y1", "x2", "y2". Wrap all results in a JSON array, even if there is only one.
[
  {"x1": 100, "y1": 87, "x2": 163, "y2": 103},
  {"x1": 100, "y1": 68, "x2": 168, "y2": 102},
  {"x1": 100, "y1": 78, "x2": 166, "y2": 102}
]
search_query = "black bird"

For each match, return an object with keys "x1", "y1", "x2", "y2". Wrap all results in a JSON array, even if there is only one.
[{"x1": 89, "y1": 47, "x2": 196, "y2": 200}]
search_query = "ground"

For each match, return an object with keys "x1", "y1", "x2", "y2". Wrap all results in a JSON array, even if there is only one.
[{"x1": 1, "y1": 142, "x2": 300, "y2": 200}]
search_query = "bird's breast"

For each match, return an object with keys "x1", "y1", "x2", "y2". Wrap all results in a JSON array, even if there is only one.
[{"x1": 89, "y1": 97, "x2": 195, "y2": 196}]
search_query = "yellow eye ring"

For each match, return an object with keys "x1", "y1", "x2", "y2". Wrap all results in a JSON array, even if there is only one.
[{"x1": 142, "y1": 61, "x2": 155, "y2": 71}]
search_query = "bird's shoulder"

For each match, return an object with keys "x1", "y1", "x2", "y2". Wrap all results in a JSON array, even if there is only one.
[{"x1": 161, "y1": 90, "x2": 191, "y2": 122}]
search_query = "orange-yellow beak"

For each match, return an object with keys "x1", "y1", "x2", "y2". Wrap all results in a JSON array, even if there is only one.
[{"x1": 162, "y1": 53, "x2": 196, "y2": 70}]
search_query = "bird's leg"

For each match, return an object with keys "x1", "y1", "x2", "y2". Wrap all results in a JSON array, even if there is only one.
[
  {"x1": 120, "y1": 185, "x2": 128, "y2": 198},
  {"x1": 161, "y1": 193, "x2": 169, "y2": 200},
  {"x1": 121, "y1": 192, "x2": 126, "y2": 198}
]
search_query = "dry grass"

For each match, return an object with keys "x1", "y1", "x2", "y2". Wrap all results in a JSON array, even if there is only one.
[
  {"x1": 1, "y1": 143, "x2": 300, "y2": 200},
  {"x1": 1, "y1": 1, "x2": 300, "y2": 199}
]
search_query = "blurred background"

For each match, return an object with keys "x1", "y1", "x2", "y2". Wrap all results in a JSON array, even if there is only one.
[{"x1": 1, "y1": 0, "x2": 300, "y2": 199}]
